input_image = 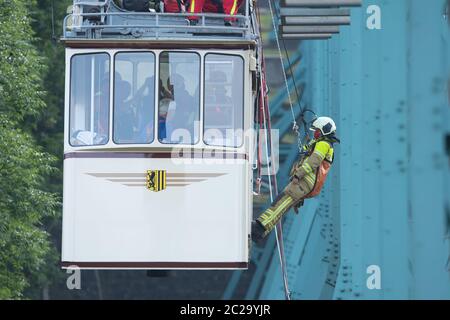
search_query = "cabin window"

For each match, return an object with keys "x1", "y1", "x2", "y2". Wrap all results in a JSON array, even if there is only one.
[
  {"x1": 69, "y1": 53, "x2": 110, "y2": 146},
  {"x1": 113, "y1": 52, "x2": 155, "y2": 144},
  {"x1": 204, "y1": 54, "x2": 244, "y2": 147},
  {"x1": 158, "y1": 52, "x2": 200, "y2": 144}
]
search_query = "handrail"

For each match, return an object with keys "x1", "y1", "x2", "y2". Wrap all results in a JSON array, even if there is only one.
[
  {"x1": 73, "y1": 1, "x2": 108, "y2": 6},
  {"x1": 63, "y1": 0, "x2": 254, "y2": 41},
  {"x1": 69, "y1": 11, "x2": 248, "y2": 18}
]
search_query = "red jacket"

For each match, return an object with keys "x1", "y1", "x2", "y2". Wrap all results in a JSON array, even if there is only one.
[
  {"x1": 188, "y1": 0, "x2": 243, "y2": 20},
  {"x1": 164, "y1": 0, "x2": 185, "y2": 13}
]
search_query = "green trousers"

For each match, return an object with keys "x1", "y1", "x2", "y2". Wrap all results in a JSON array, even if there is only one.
[{"x1": 257, "y1": 178, "x2": 312, "y2": 237}]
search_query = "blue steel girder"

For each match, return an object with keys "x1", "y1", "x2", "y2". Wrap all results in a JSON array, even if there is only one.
[
  {"x1": 229, "y1": 0, "x2": 450, "y2": 301},
  {"x1": 331, "y1": 0, "x2": 449, "y2": 300},
  {"x1": 331, "y1": 0, "x2": 450, "y2": 300}
]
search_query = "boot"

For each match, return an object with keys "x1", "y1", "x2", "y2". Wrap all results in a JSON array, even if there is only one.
[{"x1": 251, "y1": 220, "x2": 266, "y2": 242}]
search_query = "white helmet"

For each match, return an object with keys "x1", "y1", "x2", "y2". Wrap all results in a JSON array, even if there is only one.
[{"x1": 310, "y1": 117, "x2": 337, "y2": 136}]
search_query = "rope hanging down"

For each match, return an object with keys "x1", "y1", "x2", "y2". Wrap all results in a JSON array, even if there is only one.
[
  {"x1": 255, "y1": 0, "x2": 321, "y2": 299},
  {"x1": 267, "y1": 0, "x2": 298, "y2": 135},
  {"x1": 267, "y1": 0, "x2": 317, "y2": 152},
  {"x1": 261, "y1": 58, "x2": 292, "y2": 301},
  {"x1": 255, "y1": 1, "x2": 291, "y2": 300}
]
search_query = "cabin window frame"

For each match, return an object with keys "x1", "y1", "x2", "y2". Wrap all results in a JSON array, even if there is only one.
[
  {"x1": 112, "y1": 51, "x2": 157, "y2": 145},
  {"x1": 203, "y1": 53, "x2": 245, "y2": 148},
  {"x1": 157, "y1": 50, "x2": 202, "y2": 146},
  {"x1": 69, "y1": 52, "x2": 111, "y2": 147}
]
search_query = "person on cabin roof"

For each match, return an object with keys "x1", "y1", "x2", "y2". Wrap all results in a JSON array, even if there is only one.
[
  {"x1": 252, "y1": 116, "x2": 340, "y2": 241},
  {"x1": 164, "y1": 0, "x2": 186, "y2": 13},
  {"x1": 187, "y1": 0, "x2": 244, "y2": 26}
]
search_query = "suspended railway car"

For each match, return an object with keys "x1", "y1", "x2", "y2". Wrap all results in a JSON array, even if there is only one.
[{"x1": 61, "y1": 0, "x2": 261, "y2": 269}]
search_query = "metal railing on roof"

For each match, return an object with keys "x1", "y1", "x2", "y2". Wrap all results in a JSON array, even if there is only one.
[{"x1": 63, "y1": 0, "x2": 256, "y2": 42}]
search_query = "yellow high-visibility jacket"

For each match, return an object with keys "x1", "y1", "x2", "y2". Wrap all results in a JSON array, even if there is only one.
[{"x1": 291, "y1": 138, "x2": 335, "y2": 198}]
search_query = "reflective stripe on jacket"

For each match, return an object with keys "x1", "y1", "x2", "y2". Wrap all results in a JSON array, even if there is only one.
[{"x1": 291, "y1": 138, "x2": 334, "y2": 198}]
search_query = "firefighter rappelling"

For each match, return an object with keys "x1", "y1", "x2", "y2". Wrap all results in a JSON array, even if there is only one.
[{"x1": 252, "y1": 116, "x2": 340, "y2": 240}]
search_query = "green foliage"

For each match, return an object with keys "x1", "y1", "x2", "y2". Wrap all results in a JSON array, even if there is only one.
[
  {"x1": 31, "y1": 0, "x2": 69, "y2": 158},
  {"x1": 0, "y1": 0, "x2": 59, "y2": 299},
  {"x1": 23, "y1": 0, "x2": 73, "y2": 299},
  {"x1": 0, "y1": 117, "x2": 59, "y2": 299},
  {"x1": 0, "y1": 0, "x2": 46, "y2": 122}
]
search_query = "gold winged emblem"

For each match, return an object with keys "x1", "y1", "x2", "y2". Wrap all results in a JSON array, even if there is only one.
[{"x1": 146, "y1": 170, "x2": 166, "y2": 192}]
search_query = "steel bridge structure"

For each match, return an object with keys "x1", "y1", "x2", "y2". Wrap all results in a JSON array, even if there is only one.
[{"x1": 225, "y1": 0, "x2": 450, "y2": 300}]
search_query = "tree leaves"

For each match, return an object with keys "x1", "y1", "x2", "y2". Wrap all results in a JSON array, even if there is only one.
[
  {"x1": 0, "y1": 0, "x2": 59, "y2": 299},
  {"x1": 0, "y1": 0, "x2": 46, "y2": 123}
]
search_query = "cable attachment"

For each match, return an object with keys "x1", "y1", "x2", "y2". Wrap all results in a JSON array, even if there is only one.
[
  {"x1": 253, "y1": 177, "x2": 262, "y2": 196},
  {"x1": 291, "y1": 121, "x2": 304, "y2": 154},
  {"x1": 292, "y1": 121, "x2": 299, "y2": 134}
]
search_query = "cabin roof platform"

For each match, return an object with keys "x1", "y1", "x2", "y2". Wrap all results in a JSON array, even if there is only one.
[{"x1": 62, "y1": 1, "x2": 257, "y2": 49}]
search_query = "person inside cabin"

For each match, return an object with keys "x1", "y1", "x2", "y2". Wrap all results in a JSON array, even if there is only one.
[
  {"x1": 114, "y1": 74, "x2": 135, "y2": 143},
  {"x1": 206, "y1": 70, "x2": 232, "y2": 133},
  {"x1": 157, "y1": 78, "x2": 174, "y2": 141},
  {"x1": 163, "y1": 73, "x2": 196, "y2": 142},
  {"x1": 160, "y1": 78, "x2": 173, "y2": 100},
  {"x1": 135, "y1": 76, "x2": 155, "y2": 143},
  {"x1": 158, "y1": 98, "x2": 171, "y2": 141},
  {"x1": 212, "y1": 71, "x2": 232, "y2": 105},
  {"x1": 94, "y1": 75, "x2": 110, "y2": 139},
  {"x1": 187, "y1": 0, "x2": 244, "y2": 26}
]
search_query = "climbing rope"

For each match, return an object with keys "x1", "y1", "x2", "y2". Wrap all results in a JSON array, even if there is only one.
[
  {"x1": 254, "y1": 1, "x2": 291, "y2": 300},
  {"x1": 267, "y1": 0, "x2": 299, "y2": 136},
  {"x1": 267, "y1": 0, "x2": 317, "y2": 153},
  {"x1": 260, "y1": 69, "x2": 292, "y2": 301}
]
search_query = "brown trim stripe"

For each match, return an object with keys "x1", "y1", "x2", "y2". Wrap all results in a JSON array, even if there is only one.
[
  {"x1": 65, "y1": 152, "x2": 248, "y2": 160},
  {"x1": 124, "y1": 184, "x2": 190, "y2": 187},
  {"x1": 87, "y1": 173, "x2": 226, "y2": 178},
  {"x1": 61, "y1": 261, "x2": 248, "y2": 269},
  {"x1": 63, "y1": 40, "x2": 255, "y2": 50},
  {"x1": 89, "y1": 173, "x2": 146, "y2": 177},
  {"x1": 168, "y1": 173, "x2": 226, "y2": 177},
  {"x1": 107, "y1": 179, "x2": 207, "y2": 183},
  {"x1": 107, "y1": 179, "x2": 148, "y2": 183}
]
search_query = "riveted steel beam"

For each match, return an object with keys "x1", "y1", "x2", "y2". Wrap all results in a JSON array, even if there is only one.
[
  {"x1": 282, "y1": 15, "x2": 351, "y2": 25},
  {"x1": 280, "y1": 25, "x2": 340, "y2": 33},
  {"x1": 280, "y1": 8, "x2": 351, "y2": 16},
  {"x1": 280, "y1": 0, "x2": 362, "y2": 7},
  {"x1": 280, "y1": 33, "x2": 333, "y2": 39}
]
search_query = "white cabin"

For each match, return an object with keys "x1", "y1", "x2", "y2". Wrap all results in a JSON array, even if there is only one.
[{"x1": 62, "y1": 0, "x2": 258, "y2": 269}]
